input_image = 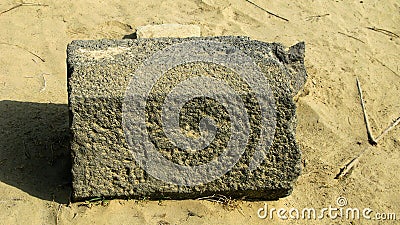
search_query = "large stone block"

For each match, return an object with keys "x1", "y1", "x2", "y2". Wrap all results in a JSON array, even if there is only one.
[{"x1": 67, "y1": 36, "x2": 307, "y2": 201}]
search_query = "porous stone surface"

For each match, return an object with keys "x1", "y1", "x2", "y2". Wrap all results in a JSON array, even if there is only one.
[
  {"x1": 136, "y1": 24, "x2": 201, "y2": 38},
  {"x1": 67, "y1": 36, "x2": 307, "y2": 201}
]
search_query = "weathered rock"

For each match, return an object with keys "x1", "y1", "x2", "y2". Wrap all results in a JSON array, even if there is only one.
[
  {"x1": 136, "y1": 24, "x2": 201, "y2": 38},
  {"x1": 67, "y1": 36, "x2": 307, "y2": 201}
]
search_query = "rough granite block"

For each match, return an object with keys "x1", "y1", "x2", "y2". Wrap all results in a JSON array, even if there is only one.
[{"x1": 67, "y1": 36, "x2": 307, "y2": 201}]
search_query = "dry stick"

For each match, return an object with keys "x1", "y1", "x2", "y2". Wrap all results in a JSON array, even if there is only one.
[
  {"x1": 356, "y1": 77, "x2": 377, "y2": 145},
  {"x1": 375, "y1": 116, "x2": 400, "y2": 142},
  {"x1": 305, "y1": 13, "x2": 330, "y2": 21},
  {"x1": 372, "y1": 57, "x2": 400, "y2": 78},
  {"x1": 335, "y1": 145, "x2": 372, "y2": 179},
  {"x1": 338, "y1": 32, "x2": 365, "y2": 44},
  {"x1": 336, "y1": 116, "x2": 400, "y2": 179},
  {"x1": 197, "y1": 194, "x2": 226, "y2": 203},
  {"x1": 55, "y1": 204, "x2": 62, "y2": 225},
  {"x1": 366, "y1": 26, "x2": 400, "y2": 38},
  {"x1": 0, "y1": 2, "x2": 48, "y2": 16},
  {"x1": 336, "y1": 79, "x2": 375, "y2": 178},
  {"x1": 198, "y1": 194, "x2": 244, "y2": 214},
  {"x1": 243, "y1": 0, "x2": 289, "y2": 22},
  {"x1": 40, "y1": 73, "x2": 47, "y2": 92},
  {"x1": 336, "y1": 80, "x2": 400, "y2": 179},
  {"x1": 0, "y1": 42, "x2": 45, "y2": 62}
]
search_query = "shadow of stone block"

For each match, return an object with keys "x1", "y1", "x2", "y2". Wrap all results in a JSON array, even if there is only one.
[{"x1": 0, "y1": 100, "x2": 71, "y2": 203}]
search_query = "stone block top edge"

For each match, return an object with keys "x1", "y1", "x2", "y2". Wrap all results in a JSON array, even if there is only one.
[{"x1": 66, "y1": 36, "x2": 307, "y2": 98}]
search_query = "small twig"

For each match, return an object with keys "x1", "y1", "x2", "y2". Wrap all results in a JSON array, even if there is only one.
[
  {"x1": 23, "y1": 140, "x2": 31, "y2": 159},
  {"x1": 0, "y1": 2, "x2": 48, "y2": 16},
  {"x1": 335, "y1": 146, "x2": 373, "y2": 179},
  {"x1": 243, "y1": 0, "x2": 289, "y2": 22},
  {"x1": 56, "y1": 204, "x2": 62, "y2": 225},
  {"x1": 305, "y1": 13, "x2": 330, "y2": 21},
  {"x1": 0, "y1": 42, "x2": 45, "y2": 62},
  {"x1": 197, "y1": 194, "x2": 224, "y2": 204},
  {"x1": 197, "y1": 194, "x2": 243, "y2": 214},
  {"x1": 186, "y1": 210, "x2": 203, "y2": 221},
  {"x1": 40, "y1": 73, "x2": 50, "y2": 92},
  {"x1": 372, "y1": 57, "x2": 400, "y2": 78},
  {"x1": 375, "y1": 116, "x2": 400, "y2": 142},
  {"x1": 366, "y1": 26, "x2": 399, "y2": 38},
  {"x1": 197, "y1": 195, "x2": 216, "y2": 200},
  {"x1": 336, "y1": 116, "x2": 399, "y2": 179},
  {"x1": 336, "y1": 79, "x2": 400, "y2": 179},
  {"x1": 49, "y1": 143, "x2": 54, "y2": 165},
  {"x1": 335, "y1": 156, "x2": 359, "y2": 179},
  {"x1": 338, "y1": 32, "x2": 365, "y2": 44},
  {"x1": 356, "y1": 77, "x2": 377, "y2": 145}
]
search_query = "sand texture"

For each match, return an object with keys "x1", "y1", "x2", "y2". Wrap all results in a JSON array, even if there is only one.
[{"x1": 0, "y1": 0, "x2": 399, "y2": 224}]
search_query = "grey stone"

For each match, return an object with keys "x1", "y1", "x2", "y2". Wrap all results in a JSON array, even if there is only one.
[{"x1": 67, "y1": 36, "x2": 307, "y2": 201}]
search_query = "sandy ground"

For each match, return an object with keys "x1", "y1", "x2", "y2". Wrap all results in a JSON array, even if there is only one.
[{"x1": 0, "y1": 0, "x2": 399, "y2": 224}]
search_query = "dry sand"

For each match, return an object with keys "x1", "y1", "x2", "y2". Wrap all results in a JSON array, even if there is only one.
[{"x1": 0, "y1": 0, "x2": 399, "y2": 224}]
